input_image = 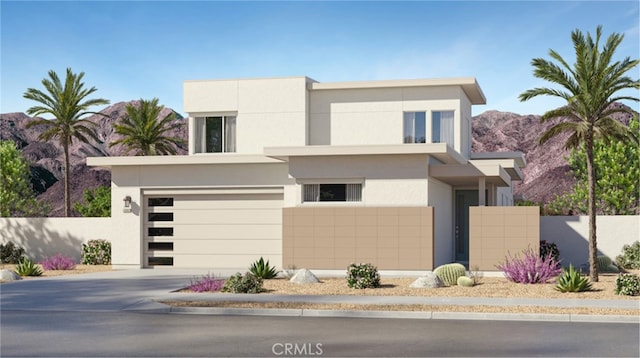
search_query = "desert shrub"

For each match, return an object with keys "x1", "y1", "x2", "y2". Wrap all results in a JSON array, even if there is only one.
[
  {"x1": 81, "y1": 239, "x2": 111, "y2": 265},
  {"x1": 15, "y1": 257, "x2": 43, "y2": 276},
  {"x1": 597, "y1": 255, "x2": 619, "y2": 273},
  {"x1": 616, "y1": 241, "x2": 640, "y2": 270},
  {"x1": 41, "y1": 254, "x2": 76, "y2": 270},
  {"x1": 0, "y1": 241, "x2": 25, "y2": 264},
  {"x1": 540, "y1": 240, "x2": 560, "y2": 265},
  {"x1": 496, "y1": 247, "x2": 562, "y2": 284},
  {"x1": 248, "y1": 257, "x2": 279, "y2": 279},
  {"x1": 346, "y1": 263, "x2": 380, "y2": 289},
  {"x1": 188, "y1": 273, "x2": 225, "y2": 293},
  {"x1": 434, "y1": 263, "x2": 466, "y2": 286},
  {"x1": 221, "y1": 272, "x2": 263, "y2": 293},
  {"x1": 615, "y1": 273, "x2": 640, "y2": 296},
  {"x1": 555, "y1": 264, "x2": 592, "y2": 292}
]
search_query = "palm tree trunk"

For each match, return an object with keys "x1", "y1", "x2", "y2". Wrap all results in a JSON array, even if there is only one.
[
  {"x1": 586, "y1": 137, "x2": 598, "y2": 282},
  {"x1": 63, "y1": 141, "x2": 70, "y2": 217}
]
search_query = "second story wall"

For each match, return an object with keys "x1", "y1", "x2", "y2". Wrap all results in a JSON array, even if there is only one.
[{"x1": 184, "y1": 77, "x2": 311, "y2": 155}]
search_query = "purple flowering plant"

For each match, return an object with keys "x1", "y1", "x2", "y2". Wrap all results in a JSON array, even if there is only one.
[
  {"x1": 496, "y1": 247, "x2": 562, "y2": 284},
  {"x1": 41, "y1": 254, "x2": 76, "y2": 270},
  {"x1": 188, "y1": 274, "x2": 225, "y2": 293}
]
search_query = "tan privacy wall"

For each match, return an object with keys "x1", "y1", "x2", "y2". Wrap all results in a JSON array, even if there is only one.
[
  {"x1": 283, "y1": 207, "x2": 434, "y2": 270},
  {"x1": 469, "y1": 206, "x2": 539, "y2": 270}
]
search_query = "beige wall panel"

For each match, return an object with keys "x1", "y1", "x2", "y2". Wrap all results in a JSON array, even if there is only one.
[
  {"x1": 428, "y1": 178, "x2": 453, "y2": 266},
  {"x1": 183, "y1": 80, "x2": 238, "y2": 113},
  {"x1": 237, "y1": 112, "x2": 307, "y2": 152},
  {"x1": 136, "y1": 163, "x2": 291, "y2": 187},
  {"x1": 309, "y1": 87, "x2": 403, "y2": 114},
  {"x1": 308, "y1": 112, "x2": 331, "y2": 145},
  {"x1": 238, "y1": 77, "x2": 307, "y2": 113},
  {"x1": 331, "y1": 112, "x2": 401, "y2": 145}
]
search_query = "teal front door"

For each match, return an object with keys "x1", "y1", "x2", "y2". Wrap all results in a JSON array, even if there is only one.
[{"x1": 455, "y1": 190, "x2": 479, "y2": 262}]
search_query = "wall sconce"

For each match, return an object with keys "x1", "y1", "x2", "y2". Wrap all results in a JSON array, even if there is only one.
[{"x1": 123, "y1": 196, "x2": 132, "y2": 213}]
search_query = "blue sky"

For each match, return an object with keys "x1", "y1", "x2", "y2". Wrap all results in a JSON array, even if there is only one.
[{"x1": 1, "y1": 0, "x2": 639, "y2": 116}]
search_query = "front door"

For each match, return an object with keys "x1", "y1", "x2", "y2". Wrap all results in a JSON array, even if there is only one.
[{"x1": 455, "y1": 190, "x2": 478, "y2": 263}]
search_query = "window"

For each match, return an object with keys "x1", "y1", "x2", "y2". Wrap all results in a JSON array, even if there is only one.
[
  {"x1": 148, "y1": 198, "x2": 173, "y2": 207},
  {"x1": 148, "y1": 242, "x2": 174, "y2": 251},
  {"x1": 403, "y1": 112, "x2": 426, "y2": 143},
  {"x1": 195, "y1": 116, "x2": 236, "y2": 153},
  {"x1": 148, "y1": 227, "x2": 173, "y2": 237},
  {"x1": 148, "y1": 257, "x2": 173, "y2": 266},
  {"x1": 148, "y1": 213, "x2": 173, "y2": 222},
  {"x1": 304, "y1": 184, "x2": 362, "y2": 202},
  {"x1": 432, "y1": 111, "x2": 454, "y2": 146}
]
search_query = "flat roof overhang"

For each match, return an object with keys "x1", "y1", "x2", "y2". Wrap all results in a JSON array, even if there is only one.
[
  {"x1": 429, "y1": 162, "x2": 513, "y2": 187},
  {"x1": 87, "y1": 154, "x2": 284, "y2": 168},
  {"x1": 264, "y1": 143, "x2": 467, "y2": 164},
  {"x1": 309, "y1": 77, "x2": 486, "y2": 105}
]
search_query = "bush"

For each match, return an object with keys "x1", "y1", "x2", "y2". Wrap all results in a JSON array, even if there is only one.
[
  {"x1": 188, "y1": 274, "x2": 225, "y2": 293},
  {"x1": 81, "y1": 240, "x2": 111, "y2": 265},
  {"x1": 616, "y1": 241, "x2": 640, "y2": 270},
  {"x1": 0, "y1": 241, "x2": 25, "y2": 264},
  {"x1": 249, "y1": 257, "x2": 279, "y2": 279},
  {"x1": 15, "y1": 257, "x2": 43, "y2": 276},
  {"x1": 555, "y1": 264, "x2": 593, "y2": 293},
  {"x1": 597, "y1": 255, "x2": 619, "y2": 273},
  {"x1": 346, "y1": 263, "x2": 380, "y2": 289},
  {"x1": 615, "y1": 273, "x2": 640, "y2": 296},
  {"x1": 222, "y1": 272, "x2": 263, "y2": 293},
  {"x1": 496, "y1": 247, "x2": 562, "y2": 284},
  {"x1": 540, "y1": 240, "x2": 560, "y2": 264},
  {"x1": 41, "y1": 254, "x2": 76, "y2": 270}
]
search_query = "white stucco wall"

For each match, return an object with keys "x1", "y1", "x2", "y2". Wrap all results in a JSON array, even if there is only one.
[
  {"x1": 0, "y1": 218, "x2": 112, "y2": 262},
  {"x1": 540, "y1": 215, "x2": 640, "y2": 267},
  {"x1": 428, "y1": 178, "x2": 453, "y2": 266}
]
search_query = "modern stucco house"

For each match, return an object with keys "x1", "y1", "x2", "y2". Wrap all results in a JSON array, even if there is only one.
[{"x1": 88, "y1": 76, "x2": 529, "y2": 271}]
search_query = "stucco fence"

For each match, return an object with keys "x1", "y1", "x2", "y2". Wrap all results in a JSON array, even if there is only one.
[
  {"x1": 541, "y1": 215, "x2": 640, "y2": 268},
  {"x1": 0, "y1": 218, "x2": 111, "y2": 263},
  {"x1": 0, "y1": 216, "x2": 638, "y2": 269}
]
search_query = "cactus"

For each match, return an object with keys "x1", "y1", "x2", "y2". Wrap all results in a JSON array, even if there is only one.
[
  {"x1": 457, "y1": 276, "x2": 474, "y2": 287},
  {"x1": 433, "y1": 263, "x2": 466, "y2": 286},
  {"x1": 597, "y1": 256, "x2": 620, "y2": 273}
]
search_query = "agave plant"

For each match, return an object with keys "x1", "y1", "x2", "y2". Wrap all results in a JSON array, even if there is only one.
[
  {"x1": 15, "y1": 257, "x2": 43, "y2": 277},
  {"x1": 555, "y1": 264, "x2": 593, "y2": 293},
  {"x1": 249, "y1": 257, "x2": 279, "y2": 279}
]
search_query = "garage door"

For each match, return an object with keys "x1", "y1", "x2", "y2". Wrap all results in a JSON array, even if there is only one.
[{"x1": 143, "y1": 190, "x2": 283, "y2": 268}]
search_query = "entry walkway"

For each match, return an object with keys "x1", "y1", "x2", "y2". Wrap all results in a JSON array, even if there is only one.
[{"x1": 1, "y1": 269, "x2": 638, "y2": 323}]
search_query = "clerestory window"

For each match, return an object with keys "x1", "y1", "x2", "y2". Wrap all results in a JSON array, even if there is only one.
[{"x1": 303, "y1": 184, "x2": 362, "y2": 202}]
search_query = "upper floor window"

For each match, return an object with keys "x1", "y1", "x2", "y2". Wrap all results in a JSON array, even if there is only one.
[
  {"x1": 432, "y1": 111, "x2": 454, "y2": 146},
  {"x1": 303, "y1": 183, "x2": 362, "y2": 202},
  {"x1": 195, "y1": 116, "x2": 236, "y2": 153},
  {"x1": 403, "y1": 112, "x2": 426, "y2": 143},
  {"x1": 403, "y1": 111, "x2": 454, "y2": 147}
]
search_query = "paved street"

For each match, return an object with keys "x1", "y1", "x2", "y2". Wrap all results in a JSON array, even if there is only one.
[{"x1": 2, "y1": 311, "x2": 638, "y2": 357}]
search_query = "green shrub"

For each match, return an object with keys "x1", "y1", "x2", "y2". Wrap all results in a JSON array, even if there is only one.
[
  {"x1": 0, "y1": 241, "x2": 25, "y2": 264},
  {"x1": 555, "y1": 264, "x2": 592, "y2": 293},
  {"x1": 615, "y1": 273, "x2": 640, "y2": 296},
  {"x1": 81, "y1": 239, "x2": 111, "y2": 265},
  {"x1": 249, "y1": 257, "x2": 279, "y2": 279},
  {"x1": 616, "y1": 241, "x2": 640, "y2": 270},
  {"x1": 346, "y1": 263, "x2": 380, "y2": 289},
  {"x1": 15, "y1": 257, "x2": 43, "y2": 276},
  {"x1": 434, "y1": 263, "x2": 466, "y2": 286},
  {"x1": 221, "y1": 272, "x2": 263, "y2": 293},
  {"x1": 597, "y1": 255, "x2": 619, "y2": 273},
  {"x1": 457, "y1": 276, "x2": 474, "y2": 287}
]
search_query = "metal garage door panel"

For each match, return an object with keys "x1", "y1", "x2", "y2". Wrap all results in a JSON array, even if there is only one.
[
  {"x1": 145, "y1": 239, "x2": 281, "y2": 255},
  {"x1": 169, "y1": 254, "x2": 283, "y2": 268},
  {"x1": 145, "y1": 224, "x2": 281, "y2": 240},
  {"x1": 163, "y1": 209, "x2": 282, "y2": 225},
  {"x1": 145, "y1": 194, "x2": 283, "y2": 210}
]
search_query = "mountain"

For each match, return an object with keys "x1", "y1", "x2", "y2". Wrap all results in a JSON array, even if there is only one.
[
  {"x1": 0, "y1": 101, "x2": 188, "y2": 216},
  {"x1": 1, "y1": 102, "x2": 635, "y2": 216}
]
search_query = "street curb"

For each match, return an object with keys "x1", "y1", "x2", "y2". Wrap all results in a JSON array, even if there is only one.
[{"x1": 167, "y1": 306, "x2": 640, "y2": 323}]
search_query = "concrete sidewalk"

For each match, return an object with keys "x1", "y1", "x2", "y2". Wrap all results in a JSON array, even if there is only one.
[{"x1": 1, "y1": 269, "x2": 638, "y2": 323}]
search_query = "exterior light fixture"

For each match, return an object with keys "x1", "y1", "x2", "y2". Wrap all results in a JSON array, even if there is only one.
[{"x1": 123, "y1": 196, "x2": 132, "y2": 213}]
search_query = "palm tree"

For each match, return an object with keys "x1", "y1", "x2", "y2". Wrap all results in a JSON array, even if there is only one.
[
  {"x1": 24, "y1": 68, "x2": 110, "y2": 217},
  {"x1": 519, "y1": 26, "x2": 639, "y2": 281},
  {"x1": 110, "y1": 98, "x2": 185, "y2": 156}
]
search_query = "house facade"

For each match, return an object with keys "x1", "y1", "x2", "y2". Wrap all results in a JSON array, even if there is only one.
[{"x1": 88, "y1": 76, "x2": 527, "y2": 270}]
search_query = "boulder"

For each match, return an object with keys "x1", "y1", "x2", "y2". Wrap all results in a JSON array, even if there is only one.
[
  {"x1": 290, "y1": 268, "x2": 320, "y2": 284},
  {"x1": 410, "y1": 272, "x2": 443, "y2": 288},
  {"x1": 0, "y1": 269, "x2": 22, "y2": 281}
]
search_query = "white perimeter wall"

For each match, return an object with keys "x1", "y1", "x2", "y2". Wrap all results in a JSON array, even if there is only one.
[
  {"x1": 541, "y1": 216, "x2": 640, "y2": 267},
  {"x1": 0, "y1": 218, "x2": 112, "y2": 262},
  {"x1": 428, "y1": 178, "x2": 453, "y2": 267}
]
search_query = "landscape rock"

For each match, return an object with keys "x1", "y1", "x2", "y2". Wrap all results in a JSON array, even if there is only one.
[
  {"x1": 410, "y1": 272, "x2": 443, "y2": 288},
  {"x1": 289, "y1": 268, "x2": 320, "y2": 284},
  {"x1": 0, "y1": 269, "x2": 22, "y2": 281}
]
